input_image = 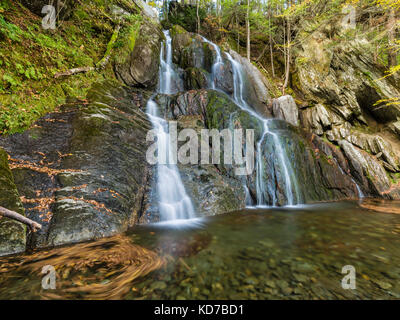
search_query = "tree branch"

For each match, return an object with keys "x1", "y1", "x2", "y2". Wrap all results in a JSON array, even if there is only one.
[
  {"x1": 0, "y1": 206, "x2": 42, "y2": 232},
  {"x1": 54, "y1": 67, "x2": 95, "y2": 79}
]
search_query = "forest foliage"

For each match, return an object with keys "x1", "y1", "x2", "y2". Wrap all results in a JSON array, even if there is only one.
[{"x1": 0, "y1": 0, "x2": 398, "y2": 134}]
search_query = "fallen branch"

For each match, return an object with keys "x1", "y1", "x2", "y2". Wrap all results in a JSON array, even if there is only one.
[
  {"x1": 54, "y1": 67, "x2": 95, "y2": 79},
  {"x1": 0, "y1": 206, "x2": 42, "y2": 232}
]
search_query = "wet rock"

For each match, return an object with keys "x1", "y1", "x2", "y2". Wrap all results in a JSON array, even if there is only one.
[
  {"x1": 179, "y1": 164, "x2": 246, "y2": 217},
  {"x1": 228, "y1": 49, "x2": 271, "y2": 107},
  {"x1": 148, "y1": 91, "x2": 249, "y2": 218},
  {"x1": 259, "y1": 123, "x2": 359, "y2": 205},
  {"x1": 170, "y1": 25, "x2": 194, "y2": 66},
  {"x1": 184, "y1": 68, "x2": 210, "y2": 90},
  {"x1": 272, "y1": 95, "x2": 299, "y2": 126},
  {"x1": 114, "y1": 19, "x2": 164, "y2": 89},
  {"x1": 171, "y1": 26, "x2": 233, "y2": 94},
  {"x1": 0, "y1": 148, "x2": 26, "y2": 256}
]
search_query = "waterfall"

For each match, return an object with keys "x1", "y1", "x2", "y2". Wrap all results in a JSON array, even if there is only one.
[
  {"x1": 146, "y1": 30, "x2": 196, "y2": 221},
  {"x1": 200, "y1": 36, "x2": 224, "y2": 90},
  {"x1": 225, "y1": 53, "x2": 301, "y2": 206}
]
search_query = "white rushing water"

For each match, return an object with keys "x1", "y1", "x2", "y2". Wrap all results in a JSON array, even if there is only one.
[
  {"x1": 146, "y1": 30, "x2": 196, "y2": 221},
  {"x1": 201, "y1": 36, "x2": 224, "y2": 90},
  {"x1": 225, "y1": 52, "x2": 300, "y2": 206}
]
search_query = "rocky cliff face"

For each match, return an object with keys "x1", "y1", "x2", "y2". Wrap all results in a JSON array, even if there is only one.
[{"x1": 291, "y1": 17, "x2": 400, "y2": 199}]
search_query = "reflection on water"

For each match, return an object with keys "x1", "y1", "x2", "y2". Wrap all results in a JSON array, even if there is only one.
[{"x1": 1, "y1": 200, "x2": 400, "y2": 300}]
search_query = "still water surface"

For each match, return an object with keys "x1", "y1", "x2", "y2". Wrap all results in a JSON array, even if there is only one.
[{"x1": 1, "y1": 200, "x2": 400, "y2": 299}]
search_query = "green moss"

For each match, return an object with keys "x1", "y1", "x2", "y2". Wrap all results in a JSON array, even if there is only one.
[
  {"x1": 0, "y1": 0, "x2": 140, "y2": 135},
  {"x1": 170, "y1": 24, "x2": 188, "y2": 37},
  {"x1": 113, "y1": 14, "x2": 143, "y2": 64}
]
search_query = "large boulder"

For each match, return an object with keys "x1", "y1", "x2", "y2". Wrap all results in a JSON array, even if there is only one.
[
  {"x1": 271, "y1": 95, "x2": 299, "y2": 127},
  {"x1": 0, "y1": 148, "x2": 26, "y2": 256},
  {"x1": 0, "y1": 80, "x2": 153, "y2": 249},
  {"x1": 338, "y1": 140, "x2": 400, "y2": 198},
  {"x1": 228, "y1": 49, "x2": 271, "y2": 107},
  {"x1": 114, "y1": 19, "x2": 164, "y2": 89}
]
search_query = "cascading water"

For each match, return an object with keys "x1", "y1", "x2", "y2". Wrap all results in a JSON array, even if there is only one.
[
  {"x1": 225, "y1": 53, "x2": 301, "y2": 206},
  {"x1": 200, "y1": 37, "x2": 224, "y2": 90},
  {"x1": 146, "y1": 30, "x2": 196, "y2": 221}
]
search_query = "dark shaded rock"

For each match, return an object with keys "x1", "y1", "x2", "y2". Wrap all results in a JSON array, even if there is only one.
[
  {"x1": 20, "y1": 0, "x2": 76, "y2": 19},
  {"x1": 141, "y1": 95, "x2": 247, "y2": 220},
  {"x1": 179, "y1": 163, "x2": 246, "y2": 217},
  {"x1": 0, "y1": 148, "x2": 26, "y2": 256},
  {"x1": 184, "y1": 68, "x2": 210, "y2": 91},
  {"x1": 257, "y1": 122, "x2": 359, "y2": 205},
  {"x1": 0, "y1": 80, "x2": 153, "y2": 248}
]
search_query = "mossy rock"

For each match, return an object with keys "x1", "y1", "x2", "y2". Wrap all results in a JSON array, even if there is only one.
[
  {"x1": 113, "y1": 18, "x2": 164, "y2": 89},
  {"x1": 0, "y1": 148, "x2": 26, "y2": 256}
]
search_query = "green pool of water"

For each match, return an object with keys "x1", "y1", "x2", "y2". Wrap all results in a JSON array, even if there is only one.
[{"x1": 1, "y1": 200, "x2": 400, "y2": 299}]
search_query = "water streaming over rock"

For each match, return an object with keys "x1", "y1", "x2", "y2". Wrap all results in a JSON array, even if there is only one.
[
  {"x1": 146, "y1": 30, "x2": 195, "y2": 221},
  {"x1": 225, "y1": 52, "x2": 301, "y2": 206},
  {"x1": 200, "y1": 36, "x2": 224, "y2": 90}
]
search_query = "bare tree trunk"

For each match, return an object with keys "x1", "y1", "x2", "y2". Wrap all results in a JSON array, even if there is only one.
[
  {"x1": 388, "y1": 8, "x2": 398, "y2": 68},
  {"x1": 246, "y1": 0, "x2": 251, "y2": 60},
  {"x1": 236, "y1": 13, "x2": 240, "y2": 52},
  {"x1": 0, "y1": 206, "x2": 42, "y2": 232},
  {"x1": 196, "y1": 0, "x2": 200, "y2": 33},
  {"x1": 269, "y1": 6, "x2": 275, "y2": 77},
  {"x1": 283, "y1": 16, "x2": 291, "y2": 94}
]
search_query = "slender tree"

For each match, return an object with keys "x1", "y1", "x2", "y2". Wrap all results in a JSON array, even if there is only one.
[{"x1": 246, "y1": 0, "x2": 251, "y2": 60}]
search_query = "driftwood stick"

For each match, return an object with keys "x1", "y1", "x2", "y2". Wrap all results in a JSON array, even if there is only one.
[
  {"x1": 0, "y1": 206, "x2": 42, "y2": 232},
  {"x1": 54, "y1": 66, "x2": 95, "y2": 79}
]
